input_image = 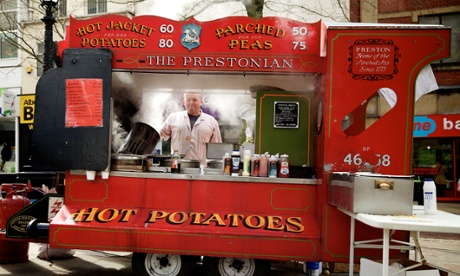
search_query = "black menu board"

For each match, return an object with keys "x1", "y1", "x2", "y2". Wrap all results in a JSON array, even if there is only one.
[{"x1": 273, "y1": 101, "x2": 299, "y2": 128}]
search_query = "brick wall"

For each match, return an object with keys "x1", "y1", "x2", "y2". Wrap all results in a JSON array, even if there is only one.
[
  {"x1": 378, "y1": 0, "x2": 458, "y2": 13},
  {"x1": 434, "y1": 69, "x2": 460, "y2": 86},
  {"x1": 378, "y1": 17, "x2": 413, "y2": 23},
  {"x1": 350, "y1": 0, "x2": 361, "y2": 22}
]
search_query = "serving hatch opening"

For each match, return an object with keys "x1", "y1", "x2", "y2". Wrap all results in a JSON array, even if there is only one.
[{"x1": 110, "y1": 71, "x2": 318, "y2": 155}]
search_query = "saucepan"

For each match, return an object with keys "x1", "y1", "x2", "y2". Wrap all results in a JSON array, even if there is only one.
[
  {"x1": 117, "y1": 122, "x2": 160, "y2": 155},
  {"x1": 160, "y1": 158, "x2": 200, "y2": 168}
]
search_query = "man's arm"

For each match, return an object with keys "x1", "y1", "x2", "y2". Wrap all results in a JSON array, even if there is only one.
[{"x1": 210, "y1": 119, "x2": 222, "y2": 143}]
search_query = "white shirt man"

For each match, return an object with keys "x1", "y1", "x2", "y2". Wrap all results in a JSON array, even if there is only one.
[{"x1": 160, "y1": 93, "x2": 222, "y2": 165}]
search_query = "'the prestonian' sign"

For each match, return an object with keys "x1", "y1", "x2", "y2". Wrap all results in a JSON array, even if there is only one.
[{"x1": 63, "y1": 15, "x2": 322, "y2": 73}]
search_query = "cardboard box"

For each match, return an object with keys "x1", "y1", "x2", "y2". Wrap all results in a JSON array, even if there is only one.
[{"x1": 360, "y1": 258, "x2": 448, "y2": 276}]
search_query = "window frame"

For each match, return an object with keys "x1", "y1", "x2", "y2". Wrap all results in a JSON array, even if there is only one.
[
  {"x1": 0, "y1": 0, "x2": 19, "y2": 60},
  {"x1": 58, "y1": 0, "x2": 67, "y2": 17},
  {"x1": 36, "y1": 43, "x2": 45, "y2": 77},
  {"x1": 87, "y1": 0, "x2": 107, "y2": 15},
  {"x1": 419, "y1": 13, "x2": 460, "y2": 64}
]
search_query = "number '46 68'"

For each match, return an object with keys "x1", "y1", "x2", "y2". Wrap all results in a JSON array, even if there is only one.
[{"x1": 343, "y1": 153, "x2": 391, "y2": 167}]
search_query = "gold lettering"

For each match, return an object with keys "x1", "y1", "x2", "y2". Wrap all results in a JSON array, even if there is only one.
[
  {"x1": 215, "y1": 28, "x2": 224, "y2": 38},
  {"x1": 226, "y1": 214, "x2": 244, "y2": 227},
  {"x1": 285, "y1": 217, "x2": 304, "y2": 233},
  {"x1": 250, "y1": 40, "x2": 262, "y2": 50},
  {"x1": 264, "y1": 40, "x2": 272, "y2": 50},
  {"x1": 275, "y1": 28, "x2": 285, "y2": 38},
  {"x1": 131, "y1": 22, "x2": 140, "y2": 33},
  {"x1": 228, "y1": 40, "x2": 239, "y2": 49},
  {"x1": 254, "y1": 24, "x2": 265, "y2": 34},
  {"x1": 216, "y1": 23, "x2": 285, "y2": 39},
  {"x1": 146, "y1": 211, "x2": 169, "y2": 223},
  {"x1": 235, "y1": 24, "x2": 244, "y2": 34},
  {"x1": 201, "y1": 213, "x2": 226, "y2": 226},
  {"x1": 190, "y1": 212, "x2": 206, "y2": 224},
  {"x1": 73, "y1": 208, "x2": 98, "y2": 222},
  {"x1": 244, "y1": 23, "x2": 254, "y2": 33},
  {"x1": 266, "y1": 25, "x2": 274, "y2": 35},
  {"x1": 167, "y1": 212, "x2": 188, "y2": 224},
  {"x1": 97, "y1": 208, "x2": 119, "y2": 222},
  {"x1": 265, "y1": 216, "x2": 284, "y2": 231},
  {"x1": 120, "y1": 209, "x2": 137, "y2": 222},
  {"x1": 244, "y1": 215, "x2": 264, "y2": 229}
]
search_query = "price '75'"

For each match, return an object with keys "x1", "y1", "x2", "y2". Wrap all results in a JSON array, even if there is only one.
[
  {"x1": 344, "y1": 153, "x2": 391, "y2": 167},
  {"x1": 292, "y1": 41, "x2": 308, "y2": 50}
]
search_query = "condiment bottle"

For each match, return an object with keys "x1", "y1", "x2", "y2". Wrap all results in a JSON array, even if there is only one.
[
  {"x1": 231, "y1": 150, "x2": 241, "y2": 176},
  {"x1": 278, "y1": 154, "x2": 290, "y2": 178},
  {"x1": 259, "y1": 153, "x2": 269, "y2": 177},
  {"x1": 423, "y1": 178, "x2": 437, "y2": 215},
  {"x1": 242, "y1": 150, "x2": 252, "y2": 177},
  {"x1": 251, "y1": 154, "x2": 260, "y2": 177},
  {"x1": 306, "y1": 262, "x2": 321, "y2": 276},
  {"x1": 171, "y1": 149, "x2": 181, "y2": 174},
  {"x1": 269, "y1": 155, "x2": 278, "y2": 178},
  {"x1": 222, "y1": 152, "x2": 231, "y2": 175}
]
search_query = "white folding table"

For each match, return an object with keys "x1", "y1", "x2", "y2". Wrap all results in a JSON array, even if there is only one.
[{"x1": 339, "y1": 206, "x2": 460, "y2": 276}]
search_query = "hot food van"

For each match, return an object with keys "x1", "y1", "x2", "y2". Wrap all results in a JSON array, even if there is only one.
[{"x1": 0, "y1": 14, "x2": 451, "y2": 276}]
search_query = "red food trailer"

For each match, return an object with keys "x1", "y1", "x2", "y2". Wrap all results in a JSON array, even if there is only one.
[{"x1": 0, "y1": 14, "x2": 451, "y2": 276}]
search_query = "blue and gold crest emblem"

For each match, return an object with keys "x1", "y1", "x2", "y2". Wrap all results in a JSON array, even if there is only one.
[{"x1": 181, "y1": 23, "x2": 202, "y2": 51}]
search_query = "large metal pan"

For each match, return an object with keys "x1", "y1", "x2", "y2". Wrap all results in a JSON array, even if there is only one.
[{"x1": 117, "y1": 122, "x2": 160, "y2": 155}]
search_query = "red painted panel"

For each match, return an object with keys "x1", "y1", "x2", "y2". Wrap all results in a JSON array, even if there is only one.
[
  {"x1": 318, "y1": 26, "x2": 451, "y2": 262},
  {"x1": 52, "y1": 174, "x2": 320, "y2": 261},
  {"x1": 322, "y1": 29, "x2": 450, "y2": 175}
]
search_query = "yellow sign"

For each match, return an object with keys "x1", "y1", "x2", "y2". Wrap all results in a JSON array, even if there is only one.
[{"x1": 20, "y1": 95, "x2": 35, "y2": 125}]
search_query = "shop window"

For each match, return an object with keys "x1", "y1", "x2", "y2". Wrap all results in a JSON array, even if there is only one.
[
  {"x1": 412, "y1": 138, "x2": 454, "y2": 191},
  {"x1": 341, "y1": 88, "x2": 396, "y2": 136},
  {"x1": 88, "y1": 0, "x2": 107, "y2": 15},
  {"x1": 419, "y1": 13, "x2": 460, "y2": 64}
]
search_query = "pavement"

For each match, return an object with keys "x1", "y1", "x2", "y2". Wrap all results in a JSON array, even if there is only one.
[{"x1": 0, "y1": 203, "x2": 459, "y2": 276}]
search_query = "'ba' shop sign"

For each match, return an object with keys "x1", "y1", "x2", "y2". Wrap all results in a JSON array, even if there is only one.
[{"x1": 414, "y1": 114, "x2": 460, "y2": 138}]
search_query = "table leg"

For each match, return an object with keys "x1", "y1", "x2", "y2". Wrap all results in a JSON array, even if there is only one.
[
  {"x1": 349, "y1": 217, "x2": 355, "y2": 276},
  {"x1": 382, "y1": 228, "x2": 390, "y2": 276},
  {"x1": 414, "y1": 231, "x2": 420, "y2": 262}
]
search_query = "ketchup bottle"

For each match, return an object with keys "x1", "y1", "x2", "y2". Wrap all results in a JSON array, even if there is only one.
[{"x1": 278, "y1": 154, "x2": 290, "y2": 178}]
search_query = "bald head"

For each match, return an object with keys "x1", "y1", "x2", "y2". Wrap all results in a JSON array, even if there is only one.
[{"x1": 183, "y1": 93, "x2": 202, "y2": 116}]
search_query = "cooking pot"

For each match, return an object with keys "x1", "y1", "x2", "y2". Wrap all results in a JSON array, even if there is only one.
[
  {"x1": 207, "y1": 159, "x2": 223, "y2": 169},
  {"x1": 111, "y1": 154, "x2": 146, "y2": 172},
  {"x1": 117, "y1": 122, "x2": 160, "y2": 155},
  {"x1": 155, "y1": 154, "x2": 185, "y2": 167},
  {"x1": 161, "y1": 159, "x2": 200, "y2": 168}
]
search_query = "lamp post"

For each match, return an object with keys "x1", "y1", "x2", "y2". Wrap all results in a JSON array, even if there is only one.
[{"x1": 40, "y1": 0, "x2": 59, "y2": 73}]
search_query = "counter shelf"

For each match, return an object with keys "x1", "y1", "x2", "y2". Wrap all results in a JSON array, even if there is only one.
[{"x1": 69, "y1": 169, "x2": 317, "y2": 185}]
